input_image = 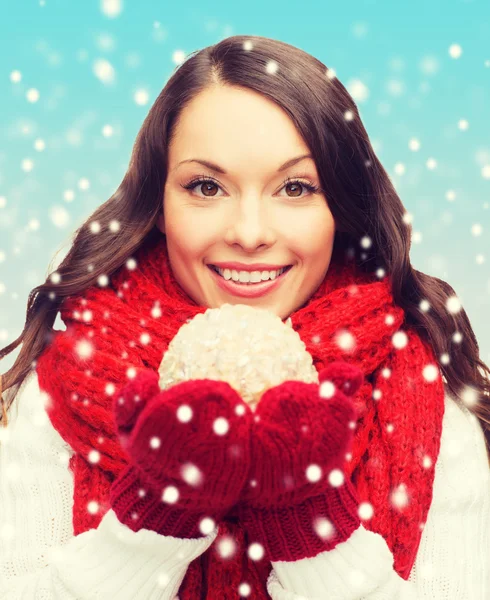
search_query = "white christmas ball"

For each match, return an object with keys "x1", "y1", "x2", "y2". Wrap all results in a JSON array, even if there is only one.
[{"x1": 157, "y1": 303, "x2": 319, "y2": 411}]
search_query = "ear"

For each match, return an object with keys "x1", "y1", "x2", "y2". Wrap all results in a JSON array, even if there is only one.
[{"x1": 155, "y1": 213, "x2": 166, "y2": 235}]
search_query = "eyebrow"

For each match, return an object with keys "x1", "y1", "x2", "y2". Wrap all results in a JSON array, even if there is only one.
[{"x1": 176, "y1": 154, "x2": 314, "y2": 174}]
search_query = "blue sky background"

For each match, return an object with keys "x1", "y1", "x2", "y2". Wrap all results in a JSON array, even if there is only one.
[{"x1": 1, "y1": 0, "x2": 489, "y2": 373}]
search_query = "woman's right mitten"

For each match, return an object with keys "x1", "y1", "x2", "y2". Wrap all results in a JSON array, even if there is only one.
[{"x1": 109, "y1": 368, "x2": 254, "y2": 539}]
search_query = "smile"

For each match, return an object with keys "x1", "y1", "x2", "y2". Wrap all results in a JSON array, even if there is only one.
[{"x1": 207, "y1": 265, "x2": 293, "y2": 298}]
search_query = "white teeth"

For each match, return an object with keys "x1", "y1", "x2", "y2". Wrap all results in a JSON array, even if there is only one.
[
  {"x1": 214, "y1": 266, "x2": 287, "y2": 283},
  {"x1": 237, "y1": 270, "x2": 251, "y2": 283}
]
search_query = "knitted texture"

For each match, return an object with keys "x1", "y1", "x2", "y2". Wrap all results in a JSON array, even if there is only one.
[
  {"x1": 109, "y1": 369, "x2": 255, "y2": 538},
  {"x1": 35, "y1": 231, "x2": 445, "y2": 599},
  {"x1": 237, "y1": 363, "x2": 364, "y2": 563}
]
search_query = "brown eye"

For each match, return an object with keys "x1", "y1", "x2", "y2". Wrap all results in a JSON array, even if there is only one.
[
  {"x1": 279, "y1": 177, "x2": 320, "y2": 199},
  {"x1": 200, "y1": 181, "x2": 219, "y2": 196},
  {"x1": 181, "y1": 177, "x2": 224, "y2": 198},
  {"x1": 284, "y1": 181, "x2": 303, "y2": 197}
]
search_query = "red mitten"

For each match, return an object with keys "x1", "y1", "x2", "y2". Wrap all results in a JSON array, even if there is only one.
[
  {"x1": 237, "y1": 361, "x2": 364, "y2": 562},
  {"x1": 110, "y1": 368, "x2": 254, "y2": 539}
]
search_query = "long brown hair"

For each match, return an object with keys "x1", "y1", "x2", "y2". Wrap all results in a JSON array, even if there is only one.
[{"x1": 1, "y1": 34, "x2": 489, "y2": 464}]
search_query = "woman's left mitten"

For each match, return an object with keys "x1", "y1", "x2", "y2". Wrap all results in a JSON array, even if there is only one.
[{"x1": 237, "y1": 361, "x2": 364, "y2": 562}]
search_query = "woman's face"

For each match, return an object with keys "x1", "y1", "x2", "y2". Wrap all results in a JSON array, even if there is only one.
[{"x1": 156, "y1": 85, "x2": 336, "y2": 321}]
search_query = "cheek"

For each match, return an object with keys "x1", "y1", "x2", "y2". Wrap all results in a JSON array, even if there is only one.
[
  {"x1": 166, "y1": 218, "x2": 219, "y2": 262},
  {"x1": 165, "y1": 205, "x2": 216, "y2": 241},
  {"x1": 308, "y1": 227, "x2": 335, "y2": 254},
  {"x1": 285, "y1": 212, "x2": 335, "y2": 254}
]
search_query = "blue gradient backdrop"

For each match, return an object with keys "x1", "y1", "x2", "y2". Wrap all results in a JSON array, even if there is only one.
[{"x1": 1, "y1": 0, "x2": 489, "y2": 374}]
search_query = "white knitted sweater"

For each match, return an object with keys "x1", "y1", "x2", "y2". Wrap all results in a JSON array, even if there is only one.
[{"x1": 0, "y1": 369, "x2": 489, "y2": 599}]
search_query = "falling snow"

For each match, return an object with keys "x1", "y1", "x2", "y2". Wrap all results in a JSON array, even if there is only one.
[{"x1": 1, "y1": 10, "x2": 490, "y2": 599}]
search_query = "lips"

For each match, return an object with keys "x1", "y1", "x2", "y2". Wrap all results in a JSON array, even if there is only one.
[
  {"x1": 207, "y1": 264, "x2": 293, "y2": 298},
  {"x1": 209, "y1": 264, "x2": 292, "y2": 281}
]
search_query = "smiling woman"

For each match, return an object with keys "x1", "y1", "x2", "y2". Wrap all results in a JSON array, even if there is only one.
[
  {"x1": 154, "y1": 84, "x2": 336, "y2": 319},
  {"x1": 0, "y1": 33, "x2": 489, "y2": 600}
]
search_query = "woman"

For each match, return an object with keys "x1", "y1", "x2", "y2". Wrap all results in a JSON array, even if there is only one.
[{"x1": 1, "y1": 34, "x2": 489, "y2": 599}]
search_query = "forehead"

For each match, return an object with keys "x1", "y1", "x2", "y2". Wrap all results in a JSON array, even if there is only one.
[{"x1": 169, "y1": 86, "x2": 314, "y2": 174}]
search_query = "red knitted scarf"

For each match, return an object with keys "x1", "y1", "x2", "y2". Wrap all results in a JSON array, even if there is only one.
[{"x1": 36, "y1": 232, "x2": 445, "y2": 598}]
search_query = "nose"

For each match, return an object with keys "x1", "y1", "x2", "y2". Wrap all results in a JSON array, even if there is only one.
[{"x1": 223, "y1": 195, "x2": 276, "y2": 251}]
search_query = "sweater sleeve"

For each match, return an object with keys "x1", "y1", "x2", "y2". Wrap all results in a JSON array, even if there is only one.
[
  {"x1": 265, "y1": 392, "x2": 490, "y2": 600},
  {"x1": 0, "y1": 371, "x2": 217, "y2": 600}
]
